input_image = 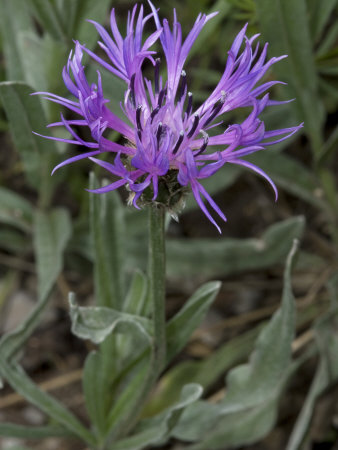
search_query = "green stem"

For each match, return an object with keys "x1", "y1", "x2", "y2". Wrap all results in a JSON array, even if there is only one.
[
  {"x1": 104, "y1": 205, "x2": 167, "y2": 446},
  {"x1": 148, "y1": 204, "x2": 167, "y2": 371}
]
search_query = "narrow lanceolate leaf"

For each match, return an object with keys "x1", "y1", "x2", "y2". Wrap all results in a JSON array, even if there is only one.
[
  {"x1": 82, "y1": 347, "x2": 118, "y2": 438},
  {"x1": 255, "y1": 0, "x2": 324, "y2": 155},
  {"x1": 34, "y1": 208, "x2": 71, "y2": 301},
  {"x1": 115, "y1": 384, "x2": 203, "y2": 450},
  {"x1": 0, "y1": 208, "x2": 71, "y2": 361},
  {"x1": 0, "y1": 358, "x2": 95, "y2": 446},
  {"x1": 173, "y1": 241, "x2": 298, "y2": 448},
  {"x1": 0, "y1": 82, "x2": 59, "y2": 205},
  {"x1": 187, "y1": 0, "x2": 231, "y2": 59},
  {"x1": 90, "y1": 173, "x2": 125, "y2": 309},
  {"x1": 166, "y1": 217, "x2": 304, "y2": 280},
  {"x1": 0, "y1": 187, "x2": 33, "y2": 232},
  {"x1": 70, "y1": 0, "x2": 113, "y2": 50},
  {"x1": 126, "y1": 217, "x2": 305, "y2": 281},
  {"x1": 307, "y1": 0, "x2": 337, "y2": 43},
  {"x1": 28, "y1": 0, "x2": 67, "y2": 41},
  {"x1": 166, "y1": 281, "x2": 221, "y2": 363},
  {"x1": 111, "y1": 425, "x2": 168, "y2": 450},
  {"x1": 87, "y1": 174, "x2": 126, "y2": 440},
  {"x1": 0, "y1": 0, "x2": 33, "y2": 80},
  {"x1": 287, "y1": 275, "x2": 338, "y2": 450},
  {"x1": 144, "y1": 326, "x2": 263, "y2": 417},
  {"x1": 123, "y1": 270, "x2": 149, "y2": 316},
  {"x1": 0, "y1": 423, "x2": 73, "y2": 439}
]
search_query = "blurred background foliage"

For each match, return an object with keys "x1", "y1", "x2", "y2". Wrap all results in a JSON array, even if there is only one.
[{"x1": 0, "y1": 0, "x2": 337, "y2": 449}]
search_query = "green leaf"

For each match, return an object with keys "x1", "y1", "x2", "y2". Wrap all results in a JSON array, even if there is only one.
[
  {"x1": 166, "y1": 281, "x2": 221, "y2": 363},
  {"x1": 111, "y1": 426, "x2": 168, "y2": 450},
  {"x1": 105, "y1": 362, "x2": 149, "y2": 436},
  {"x1": 0, "y1": 187, "x2": 33, "y2": 232},
  {"x1": 0, "y1": 82, "x2": 59, "y2": 204},
  {"x1": 71, "y1": 0, "x2": 113, "y2": 50},
  {"x1": 28, "y1": 0, "x2": 67, "y2": 41},
  {"x1": 114, "y1": 384, "x2": 203, "y2": 450},
  {"x1": 286, "y1": 357, "x2": 328, "y2": 450},
  {"x1": 187, "y1": 0, "x2": 231, "y2": 59},
  {"x1": 307, "y1": 0, "x2": 337, "y2": 43},
  {"x1": 34, "y1": 208, "x2": 72, "y2": 301},
  {"x1": 0, "y1": 422, "x2": 73, "y2": 439},
  {"x1": 126, "y1": 217, "x2": 305, "y2": 281},
  {"x1": 165, "y1": 216, "x2": 304, "y2": 280},
  {"x1": 255, "y1": 0, "x2": 324, "y2": 156},
  {"x1": 90, "y1": 173, "x2": 125, "y2": 309},
  {"x1": 316, "y1": 21, "x2": 338, "y2": 57},
  {"x1": 144, "y1": 325, "x2": 262, "y2": 417},
  {"x1": 82, "y1": 347, "x2": 118, "y2": 438},
  {"x1": 146, "y1": 288, "x2": 325, "y2": 418},
  {"x1": 0, "y1": 358, "x2": 95, "y2": 446},
  {"x1": 0, "y1": 0, "x2": 33, "y2": 80},
  {"x1": 0, "y1": 208, "x2": 71, "y2": 361},
  {"x1": 123, "y1": 270, "x2": 149, "y2": 316},
  {"x1": 69, "y1": 294, "x2": 152, "y2": 345},
  {"x1": 15, "y1": 32, "x2": 66, "y2": 97},
  {"x1": 173, "y1": 240, "x2": 298, "y2": 448},
  {"x1": 286, "y1": 275, "x2": 338, "y2": 450}
]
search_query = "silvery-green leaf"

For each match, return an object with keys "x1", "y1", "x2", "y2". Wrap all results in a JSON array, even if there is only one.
[
  {"x1": 307, "y1": 0, "x2": 337, "y2": 43},
  {"x1": 0, "y1": 208, "x2": 71, "y2": 361},
  {"x1": 28, "y1": 0, "x2": 67, "y2": 41},
  {"x1": 0, "y1": 82, "x2": 59, "y2": 203},
  {"x1": 0, "y1": 187, "x2": 33, "y2": 232},
  {"x1": 166, "y1": 281, "x2": 221, "y2": 363},
  {"x1": 16, "y1": 32, "x2": 67, "y2": 105},
  {"x1": 111, "y1": 426, "x2": 168, "y2": 450},
  {"x1": 287, "y1": 274, "x2": 338, "y2": 450},
  {"x1": 144, "y1": 325, "x2": 262, "y2": 416},
  {"x1": 82, "y1": 348, "x2": 118, "y2": 438},
  {"x1": 173, "y1": 241, "x2": 298, "y2": 448},
  {"x1": 123, "y1": 270, "x2": 149, "y2": 316},
  {"x1": 0, "y1": 358, "x2": 95, "y2": 446},
  {"x1": 0, "y1": 0, "x2": 33, "y2": 80},
  {"x1": 71, "y1": 0, "x2": 113, "y2": 50},
  {"x1": 34, "y1": 208, "x2": 72, "y2": 302},
  {"x1": 90, "y1": 173, "x2": 125, "y2": 309},
  {"x1": 255, "y1": 0, "x2": 324, "y2": 156},
  {"x1": 0, "y1": 229, "x2": 30, "y2": 254},
  {"x1": 0, "y1": 422, "x2": 73, "y2": 439},
  {"x1": 114, "y1": 384, "x2": 203, "y2": 450},
  {"x1": 126, "y1": 217, "x2": 305, "y2": 281},
  {"x1": 165, "y1": 216, "x2": 304, "y2": 280},
  {"x1": 69, "y1": 294, "x2": 152, "y2": 345}
]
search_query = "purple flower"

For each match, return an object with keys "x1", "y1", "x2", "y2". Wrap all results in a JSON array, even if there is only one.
[{"x1": 34, "y1": 1, "x2": 302, "y2": 232}]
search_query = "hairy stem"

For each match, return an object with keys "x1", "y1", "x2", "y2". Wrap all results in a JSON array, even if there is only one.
[
  {"x1": 148, "y1": 204, "x2": 167, "y2": 371},
  {"x1": 104, "y1": 205, "x2": 166, "y2": 446}
]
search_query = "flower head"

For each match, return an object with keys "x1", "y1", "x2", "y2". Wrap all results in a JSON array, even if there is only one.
[{"x1": 34, "y1": 2, "x2": 302, "y2": 232}]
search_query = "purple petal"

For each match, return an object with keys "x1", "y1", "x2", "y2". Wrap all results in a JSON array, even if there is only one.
[
  {"x1": 228, "y1": 158, "x2": 278, "y2": 200},
  {"x1": 191, "y1": 181, "x2": 222, "y2": 233},
  {"x1": 51, "y1": 150, "x2": 102, "y2": 174},
  {"x1": 86, "y1": 179, "x2": 128, "y2": 193}
]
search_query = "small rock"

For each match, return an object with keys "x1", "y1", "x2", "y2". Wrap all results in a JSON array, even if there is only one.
[
  {"x1": 2, "y1": 291, "x2": 35, "y2": 333},
  {"x1": 22, "y1": 405, "x2": 45, "y2": 425},
  {"x1": 0, "y1": 437, "x2": 22, "y2": 449}
]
